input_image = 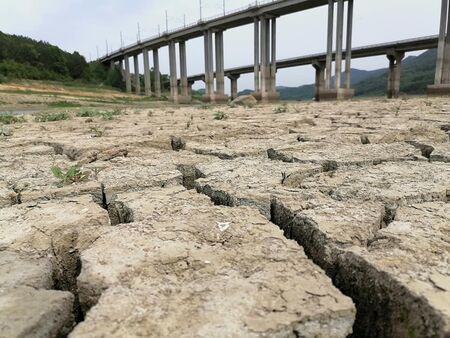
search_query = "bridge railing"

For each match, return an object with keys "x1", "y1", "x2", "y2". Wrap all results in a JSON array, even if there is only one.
[{"x1": 101, "y1": 0, "x2": 281, "y2": 60}]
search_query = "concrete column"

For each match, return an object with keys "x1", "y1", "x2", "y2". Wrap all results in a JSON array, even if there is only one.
[
  {"x1": 345, "y1": 0, "x2": 354, "y2": 89},
  {"x1": 215, "y1": 30, "x2": 226, "y2": 101},
  {"x1": 179, "y1": 41, "x2": 189, "y2": 97},
  {"x1": 313, "y1": 60, "x2": 326, "y2": 101},
  {"x1": 442, "y1": 0, "x2": 450, "y2": 83},
  {"x1": 207, "y1": 30, "x2": 215, "y2": 100},
  {"x1": 229, "y1": 75, "x2": 240, "y2": 100},
  {"x1": 325, "y1": 0, "x2": 334, "y2": 89},
  {"x1": 254, "y1": 18, "x2": 260, "y2": 95},
  {"x1": 188, "y1": 81, "x2": 194, "y2": 96},
  {"x1": 124, "y1": 56, "x2": 132, "y2": 93},
  {"x1": 168, "y1": 41, "x2": 178, "y2": 103},
  {"x1": 387, "y1": 51, "x2": 405, "y2": 99},
  {"x1": 203, "y1": 30, "x2": 215, "y2": 102},
  {"x1": 428, "y1": 0, "x2": 450, "y2": 95},
  {"x1": 260, "y1": 17, "x2": 269, "y2": 96},
  {"x1": 203, "y1": 32, "x2": 210, "y2": 99},
  {"x1": 270, "y1": 18, "x2": 277, "y2": 93},
  {"x1": 435, "y1": 0, "x2": 449, "y2": 84},
  {"x1": 119, "y1": 59, "x2": 125, "y2": 81},
  {"x1": 335, "y1": 0, "x2": 344, "y2": 89},
  {"x1": 133, "y1": 54, "x2": 140, "y2": 95},
  {"x1": 110, "y1": 60, "x2": 115, "y2": 70},
  {"x1": 153, "y1": 49, "x2": 161, "y2": 97},
  {"x1": 143, "y1": 49, "x2": 152, "y2": 96}
]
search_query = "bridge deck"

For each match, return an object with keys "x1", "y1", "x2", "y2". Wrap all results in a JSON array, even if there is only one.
[
  {"x1": 186, "y1": 35, "x2": 438, "y2": 82},
  {"x1": 100, "y1": 0, "x2": 333, "y2": 62}
]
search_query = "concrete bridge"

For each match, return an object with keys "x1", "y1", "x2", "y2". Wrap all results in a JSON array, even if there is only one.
[{"x1": 100, "y1": 0, "x2": 450, "y2": 103}]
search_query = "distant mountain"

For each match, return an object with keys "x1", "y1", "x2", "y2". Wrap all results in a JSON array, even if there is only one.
[{"x1": 238, "y1": 49, "x2": 436, "y2": 100}]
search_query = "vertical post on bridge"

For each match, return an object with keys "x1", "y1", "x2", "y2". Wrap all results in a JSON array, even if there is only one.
[
  {"x1": 153, "y1": 49, "x2": 161, "y2": 97},
  {"x1": 335, "y1": 0, "x2": 344, "y2": 90},
  {"x1": 325, "y1": 0, "x2": 334, "y2": 89},
  {"x1": 428, "y1": 0, "x2": 450, "y2": 95},
  {"x1": 124, "y1": 55, "x2": 132, "y2": 93},
  {"x1": 387, "y1": 50, "x2": 405, "y2": 99},
  {"x1": 143, "y1": 48, "x2": 152, "y2": 96},
  {"x1": 253, "y1": 18, "x2": 261, "y2": 98},
  {"x1": 168, "y1": 41, "x2": 179, "y2": 103},
  {"x1": 215, "y1": 30, "x2": 227, "y2": 102},
  {"x1": 345, "y1": 0, "x2": 354, "y2": 89},
  {"x1": 270, "y1": 17, "x2": 277, "y2": 93},
  {"x1": 229, "y1": 75, "x2": 240, "y2": 100},
  {"x1": 203, "y1": 30, "x2": 215, "y2": 102},
  {"x1": 133, "y1": 54, "x2": 140, "y2": 95},
  {"x1": 179, "y1": 41, "x2": 191, "y2": 102}
]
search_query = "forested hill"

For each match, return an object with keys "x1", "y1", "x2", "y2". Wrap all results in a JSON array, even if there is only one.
[{"x1": 0, "y1": 31, "x2": 121, "y2": 87}]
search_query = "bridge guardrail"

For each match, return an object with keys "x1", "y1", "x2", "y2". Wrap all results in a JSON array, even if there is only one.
[{"x1": 101, "y1": 0, "x2": 281, "y2": 60}]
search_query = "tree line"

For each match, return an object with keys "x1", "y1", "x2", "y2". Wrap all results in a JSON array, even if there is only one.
[{"x1": 0, "y1": 31, "x2": 169, "y2": 92}]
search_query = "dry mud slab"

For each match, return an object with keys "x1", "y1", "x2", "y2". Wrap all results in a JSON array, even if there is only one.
[
  {"x1": 72, "y1": 187, "x2": 355, "y2": 338},
  {"x1": 0, "y1": 97, "x2": 449, "y2": 337}
]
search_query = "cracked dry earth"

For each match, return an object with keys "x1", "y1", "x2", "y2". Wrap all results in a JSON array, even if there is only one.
[{"x1": 0, "y1": 97, "x2": 449, "y2": 338}]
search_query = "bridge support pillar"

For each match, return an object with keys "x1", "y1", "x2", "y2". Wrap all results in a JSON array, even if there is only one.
[
  {"x1": 228, "y1": 74, "x2": 240, "y2": 100},
  {"x1": 313, "y1": 60, "x2": 326, "y2": 101},
  {"x1": 320, "y1": 0, "x2": 354, "y2": 101},
  {"x1": 203, "y1": 30, "x2": 215, "y2": 103},
  {"x1": 124, "y1": 56, "x2": 132, "y2": 94},
  {"x1": 153, "y1": 49, "x2": 161, "y2": 97},
  {"x1": 253, "y1": 18, "x2": 261, "y2": 99},
  {"x1": 119, "y1": 59, "x2": 125, "y2": 80},
  {"x1": 215, "y1": 30, "x2": 228, "y2": 103},
  {"x1": 168, "y1": 41, "x2": 179, "y2": 103},
  {"x1": 203, "y1": 29, "x2": 227, "y2": 103},
  {"x1": 143, "y1": 49, "x2": 152, "y2": 97},
  {"x1": 260, "y1": 16, "x2": 279, "y2": 103},
  {"x1": 387, "y1": 50, "x2": 405, "y2": 99},
  {"x1": 178, "y1": 41, "x2": 191, "y2": 103},
  {"x1": 428, "y1": 0, "x2": 450, "y2": 96},
  {"x1": 188, "y1": 81, "x2": 194, "y2": 97},
  {"x1": 133, "y1": 54, "x2": 141, "y2": 95}
]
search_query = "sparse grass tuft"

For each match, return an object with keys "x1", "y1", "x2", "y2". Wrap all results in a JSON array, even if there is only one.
[
  {"x1": 0, "y1": 113, "x2": 25, "y2": 124},
  {"x1": 89, "y1": 125, "x2": 105, "y2": 137},
  {"x1": 273, "y1": 104, "x2": 288, "y2": 114},
  {"x1": 51, "y1": 165, "x2": 89, "y2": 187},
  {"x1": 214, "y1": 111, "x2": 228, "y2": 120},
  {"x1": 76, "y1": 109, "x2": 122, "y2": 120},
  {"x1": 35, "y1": 111, "x2": 70, "y2": 122},
  {"x1": 197, "y1": 104, "x2": 211, "y2": 110},
  {"x1": 48, "y1": 101, "x2": 82, "y2": 108}
]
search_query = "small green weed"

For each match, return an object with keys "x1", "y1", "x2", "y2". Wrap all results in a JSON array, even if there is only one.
[
  {"x1": 198, "y1": 104, "x2": 211, "y2": 110},
  {"x1": 35, "y1": 111, "x2": 70, "y2": 122},
  {"x1": 0, "y1": 113, "x2": 25, "y2": 124},
  {"x1": 51, "y1": 165, "x2": 88, "y2": 187},
  {"x1": 273, "y1": 104, "x2": 288, "y2": 114},
  {"x1": 48, "y1": 101, "x2": 82, "y2": 108},
  {"x1": 76, "y1": 109, "x2": 122, "y2": 120},
  {"x1": 214, "y1": 111, "x2": 228, "y2": 120}
]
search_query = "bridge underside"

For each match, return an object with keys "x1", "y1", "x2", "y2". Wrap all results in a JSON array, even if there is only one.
[{"x1": 105, "y1": 0, "x2": 448, "y2": 102}]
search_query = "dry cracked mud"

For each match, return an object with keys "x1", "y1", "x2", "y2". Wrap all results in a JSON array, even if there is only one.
[{"x1": 0, "y1": 97, "x2": 449, "y2": 338}]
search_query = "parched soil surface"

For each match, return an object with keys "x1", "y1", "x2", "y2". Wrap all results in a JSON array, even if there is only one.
[{"x1": 0, "y1": 96, "x2": 449, "y2": 338}]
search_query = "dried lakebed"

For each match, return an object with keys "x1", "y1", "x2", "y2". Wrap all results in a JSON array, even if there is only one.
[{"x1": 0, "y1": 97, "x2": 449, "y2": 338}]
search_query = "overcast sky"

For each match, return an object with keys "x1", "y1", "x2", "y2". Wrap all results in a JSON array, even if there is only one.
[{"x1": 0, "y1": 0, "x2": 441, "y2": 91}]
